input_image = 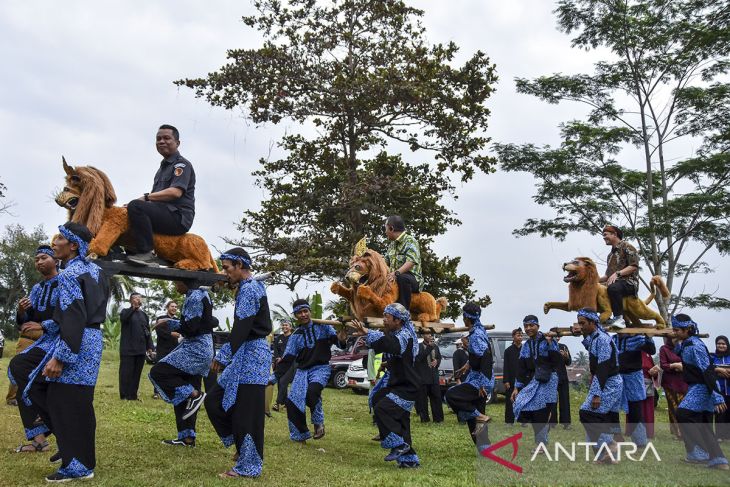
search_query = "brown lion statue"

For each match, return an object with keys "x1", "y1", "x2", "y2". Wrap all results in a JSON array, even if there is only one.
[
  {"x1": 55, "y1": 157, "x2": 218, "y2": 271},
  {"x1": 330, "y1": 247, "x2": 447, "y2": 322},
  {"x1": 543, "y1": 257, "x2": 670, "y2": 328}
]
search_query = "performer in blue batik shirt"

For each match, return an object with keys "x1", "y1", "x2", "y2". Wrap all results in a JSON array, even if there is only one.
[
  {"x1": 351, "y1": 303, "x2": 421, "y2": 468},
  {"x1": 576, "y1": 308, "x2": 623, "y2": 465},
  {"x1": 281, "y1": 298, "x2": 347, "y2": 442},
  {"x1": 204, "y1": 248, "x2": 272, "y2": 479},
  {"x1": 673, "y1": 314, "x2": 728, "y2": 470},
  {"x1": 612, "y1": 332, "x2": 655, "y2": 446},
  {"x1": 8, "y1": 245, "x2": 59, "y2": 454},
  {"x1": 445, "y1": 302, "x2": 494, "y2": 447},
  {"x1": 511, "y1": 315, "x2": 560, "y2": 451},
  {"x1": 149, "y1": 280, "x2": 216, "y2": 447},
  {"x1": 26, "y1": 222, "x2": 110, "y2": 482}
]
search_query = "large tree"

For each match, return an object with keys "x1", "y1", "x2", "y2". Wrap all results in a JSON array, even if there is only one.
[
  {"x1": 0, "y1": 224, "x2": 48, "y2": 338},
  {"x1": 178, "y1": 0, "x2": 497, "y2": 317},
  {"x1": 496, "y1": 0, "x2": 730, "y2": 318}
]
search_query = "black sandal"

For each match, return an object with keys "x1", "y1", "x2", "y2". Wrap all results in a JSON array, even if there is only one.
[{"x1": 14, "y1": 439, "x2": 49, "y2": 453}]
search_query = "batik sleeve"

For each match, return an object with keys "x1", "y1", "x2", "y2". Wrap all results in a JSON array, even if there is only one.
[
  {"x1": 365, "y1": 330, "x2": 402, "y2": 355},
  {"x1": 52, "y1": 274, "x2": 87, "y2": 364}
]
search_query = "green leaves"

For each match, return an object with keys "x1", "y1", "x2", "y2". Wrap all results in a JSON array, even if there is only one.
[{"x1": 180, "y1": 0, "x2": 496, "y2": 315}]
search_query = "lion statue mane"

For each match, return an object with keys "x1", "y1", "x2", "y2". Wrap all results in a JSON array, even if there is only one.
[
  {"x1": 55, "y1": 157, "x2": 217, "y2": 271},
  {"x1": 543, "y1": 257, "x2": 670, "y2": 328},
  {"x1": 330, "y1": 245, "x2": 447, "y2": 322}
]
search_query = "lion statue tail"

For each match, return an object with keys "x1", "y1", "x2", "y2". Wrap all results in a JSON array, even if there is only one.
[
  {"x1": 435, "y1": 297, "x2": 449, "y2": 316},
  {"x1": 644, "y1": 275, "x2": 670, "y2": 304}
]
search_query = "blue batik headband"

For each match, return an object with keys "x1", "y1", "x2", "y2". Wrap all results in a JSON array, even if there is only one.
[
  {"x1": 219, "y1": 253, "x2": 251, "y2": 269},
  {"x1": 523, "y1": 318, "x2": 539, "y2": 325},
  {"x1": 384, "y1": 303, "x2": 411, "y2": 323},
  {"x1": 293, "y1": 303, "x2": 311, "y2": 314},
  {"x1": 463, "y1": 310, "x2": 481, "y2": 321},
  {"x1": 36, "y1": 246, "x2": 54, "y2": 258},
  {"x1": 671, "y1": 315, "x2": 699, "y2": 332},
  {"x1": 58, "y1": 225, "x2": 89, "y2": 259},
  {"x1": 577, "y1": 308, "x2": 600, "y2": 323}
]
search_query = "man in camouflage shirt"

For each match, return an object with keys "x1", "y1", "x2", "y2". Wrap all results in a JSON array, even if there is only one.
[
  {"x1": 599, "y1": 225, "x2": 639, "y2": 328},
  {"x1": 384, "y1": 215, "x2": 423, "y2": 310}
]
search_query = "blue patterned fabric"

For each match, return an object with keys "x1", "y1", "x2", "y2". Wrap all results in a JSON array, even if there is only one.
[
  {"x1": 178, "y1": 429, "x2": 196, "y2": 440},
  {"x1": 159, "y1": 334, "x2": 213, "y2": 377},
  {"x1": 687, "y1": 445, "x2": 710, "y2": 462},
  {"x1": 671, "y1": 315, "x2": 699, "y2": 331},
  {"x1": 58, "y1": 226, "x2": 89, "y2": 262},
  {"x1": 620, "y1": 370, "x2": 647, "y2": 404},
  {"x1": 215, "y1": 342, "x2": 232, "y2": 366},
  {"x1": 25, "y1": 424, "x2": 50, "y2": 441},
  {"x1": 182, "y1": 289, "x2": 207, "y2": 321},
  {"x1": 232, "y1": 434, "x2": 263, "y2": 477},
  {"x1": 386, "y1": 391, "x2": 414, "y2": 412},
  {"x1": 369, "y1": 372, "x2": 389, "y2": 410},
  {"x1": 47, "y1": 328, "x2": 103, "y2": 386},
  {"x1": 713, "y1": 353, "x2": 730, "y2": 395},
  {"x1": 57, "y1": 457, "x2": 93, "y2": 478},
  {"x1": 676, "y1": 336, "x2": 725, "y2": 412},
  {"x1": 365, "y1": 325, "x2": 416, "y2": 362},
  {"x1": 149, "y1": 379, "x2": 193, "y2": 406},
  {"x1": 19, "y1": 319, "x2": 60, "y2": 405},
  {"x1": 218, "y1": 338, "x2": 271, "y2": 411},
  {"x1": 397, "y1": 453, "x2": 420, "y2": 467},
  {"x1": 383, "y1": 304, "x2": 419, "y2": 361},
  {"x1": 465, "y1": 324, "x2": 494, "y2": 390},
  {"x1": 464, "y1": 369, "x2": 494, "y2": 391},
  {"x1": 28, "y1": 276, "x2": 59, "y2": 313},
  {"x1": 234, "y1": 278, "x2": 266, "y2": 320},
  {"x1": 292, "y1": 303, "x2": 310, "y2": 313},
  {"x1": 513, "y1": 333, "x2": 558, "y2": 418},
  {"x1": 311, "y1": 400, "x2": 324, "y2": 425},
  {"x1": 288, "y1": 420, "x2": 310, "y2": 442},
  {"x1": 578, "y1": 308, "x2": 600, "y2": 323},
  {"x1": 457, "y1": 407, "x2": 479, "y2": 422},
  {"x1": 221, "y1": 434, "x2": 235, "y2": 447},
  {"x1": 284, "y1": 321, "x2": 337, "y2": 356},
  {"x1": 580, "y1": 330, "x2": 623, "y2": 414},
  {"x1": 219, "y1": 253, "x2": 251, "y2": 268},
  {"x1": 381, "y1": 432, "x2": 406, "y2": 449},
  {"x1": 287, "y1": 365, "x2": 331, "y2": 414}
]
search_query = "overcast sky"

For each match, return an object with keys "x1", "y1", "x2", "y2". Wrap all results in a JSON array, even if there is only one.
[{"x1": 1, "y1": 1, "x2": 727, "y2": 355}]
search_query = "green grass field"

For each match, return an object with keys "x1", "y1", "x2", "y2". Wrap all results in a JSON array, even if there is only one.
[{"x1": 1, "y1": 342, "x2": 728, "y2": 486}]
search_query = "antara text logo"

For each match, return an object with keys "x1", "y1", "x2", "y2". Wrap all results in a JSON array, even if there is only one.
[{"x1": 479, "y1": 433, "x2": 661, "y2": 474}]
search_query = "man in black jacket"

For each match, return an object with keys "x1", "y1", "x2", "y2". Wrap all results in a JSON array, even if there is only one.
[
  {"x1": 550, "y1": 336, "x2": 573, "y2": 429},
  {"x1": 271, "y1": 321, "x2": 294, "y2": 411},
  {"x1": 415, "y1": 333, "x2": 443, "y2": 423},
  {"x1": 502, "y1": 328, "x2": 523, "y2": 424},
  {"x1": 119, "y1": 292, "x2": 153, "y2": 400},
  {"x1": 452, "y1": 336, "x2": 469, "y2": 385}
]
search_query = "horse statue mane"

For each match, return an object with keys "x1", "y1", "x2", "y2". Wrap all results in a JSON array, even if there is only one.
[
  {"x1": 55, "y1": 157, "x2": 218, "y2": 271},
  {"x1": 331, "y1": 238, "x2": 447, "y2": 322}
]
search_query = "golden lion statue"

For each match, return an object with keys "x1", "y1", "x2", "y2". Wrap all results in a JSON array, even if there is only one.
[
  {"x1": 543, "y1": 257, "x2": 670, "y2": 328},
  {"x1": 330, "y1": 245, "x2": 447, "y2": 322},
  {"x1": 55, "y1": 158, "x2": 218, "y2": 271}
]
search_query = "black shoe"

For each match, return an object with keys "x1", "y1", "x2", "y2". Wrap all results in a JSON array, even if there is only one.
[
  {"x1": 313, "y1": 424, "x2": 325, "y2": 439},
  {"x1": 385, "y1": 444, "x2": 411, "y2": 462},
  {"x1": 50, "y1": 451, "x2": 62, "y2": 463},
  {"x1": 45, "y1": 471, "x2": 94, "y2": 482},
  {"x1": 126, "y1": 251, "x2": 159, "y2": 267},
  {"x1": 181, "y1": 392, "x2": 206, "y2": 420},
  {"x1": 162, "y1": 439, "x2": 195, "y2": 447}
]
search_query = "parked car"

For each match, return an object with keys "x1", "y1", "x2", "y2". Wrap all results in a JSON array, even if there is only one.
[
  {"x1": 329, "y1": 336, "x2": 368, "y2": 389},
  {"x1": 346, "y1": 359, "x2": 370, "y2": 392},
  {"x1": 436, "y1": 330, "x2": 513, "y2": 403}
]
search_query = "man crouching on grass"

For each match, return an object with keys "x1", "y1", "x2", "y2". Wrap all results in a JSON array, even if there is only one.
[{"x1": 351, "y1": 304, "x2": 421, "y2": 468}]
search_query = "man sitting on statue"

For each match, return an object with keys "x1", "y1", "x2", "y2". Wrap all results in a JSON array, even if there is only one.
[
  {"x1": 599, "y1": 225, "x2": 640, "y2": 328},
  {"x1": 384, "y1": 215, "x2": 423, "y2": 310}
]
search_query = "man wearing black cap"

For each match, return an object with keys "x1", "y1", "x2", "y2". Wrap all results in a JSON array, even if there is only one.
[
  {"x1": 600, "y1": 225, "x2": 640, "y2": 328},
  {"x1": 7, "y1": 245, "x2": 58, "y2": 452},
  {"x1": 126, "y1": 124, "x2": 196, "y2": 266},
  {"x1": 38, "y1": 222, "x2": 110, "y2": 482}
]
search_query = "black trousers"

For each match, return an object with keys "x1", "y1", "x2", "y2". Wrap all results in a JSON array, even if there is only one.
[
  {"x1": 504, "y1": 384, "x2": 516, "y2": 424},
  {"x1": 445, "y1": 383, "x2": 490, "y2": 445},
  {"x1": 677, "y1": 408, "x2": 726, "y2": 460},
  {"x1": 374, "y1": 394, "x2": 418, "y2": 459},
  {"x1": 126, "y1": 200, "x2": 188, "y2": 253},
  {"x1": 119, "y1": 354, "x2": 145, "y2": 400},
  {"x1": 607, "y1": 279, "x2": 635, "y2": 317},
  {"x1": 205, "y1": 383, "x2": 265, "y2": 458},
  {"x1": 580, "y1": 409, "x2": 616, "y2": 451},
  {"x1": 716, "y1": 394, "x2": 730, "y2": 440},
  {"x1": 149, "y1": 362, "x2": 201, "y2": 436},
  {"x1": 625, "y1": 399, "x2": 644, "y2": 437},
  {"x1": 520, "y1": 406, "x2": 553, "y2": 444},
  {"x1": 275, "y1": 365, "x2": 295, "y2": 405},
  {"x1": 47, "y1": 383, "x2": 96, "y2": 472},
  {"x1": 286, "y1": 382, "x2": 324, "y2": 435},
  {"x1": 395, "y1": 272, "x2": 419, "y2": 310},
  {"x1": 9, "y1": 347, "x2": 52, "y2": 438},
  {"x1": 415, "y1": 383, "x2": 444, "y2": 422},
  {"x1": 203, "y1": 370, "x2": 218, "y2": 393},
  {"x1": 550, "y1": 380, "x2": 572, "y2": 425}
]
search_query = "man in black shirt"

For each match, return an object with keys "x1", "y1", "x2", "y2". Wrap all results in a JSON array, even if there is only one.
[
  {"x1": 452, "y1": 336, "x2": 469, "y2": 385},
  {"x1": 127, "y1": 124, "x2": 196, "y2": 266},
  {"x1": 550, "y1": 336, "x2": 573, "y2": 429},
  {"x1": 119, "y1": 292, "x2": 153, "y2": 400},
  {"x1": 415, "y1": 333, "x2": 443, "y2": 423},
  {"x1": 272, "y1": 321, "x2": 293, "y2": 411},
  {"x1": 502, "y1": 327, "x2": 523, "y2": 424},
  {"x1": 151, "y1": 300, "x2": 179, "y2": 399}
]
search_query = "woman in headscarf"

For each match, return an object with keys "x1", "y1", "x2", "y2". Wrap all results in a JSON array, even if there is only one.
[
  {"x1": 659, "y1": 335, "x2": 688, "y2": 439},
  {"x1": 711, "y1": 335, "x2": 730, "y2": 441}
]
